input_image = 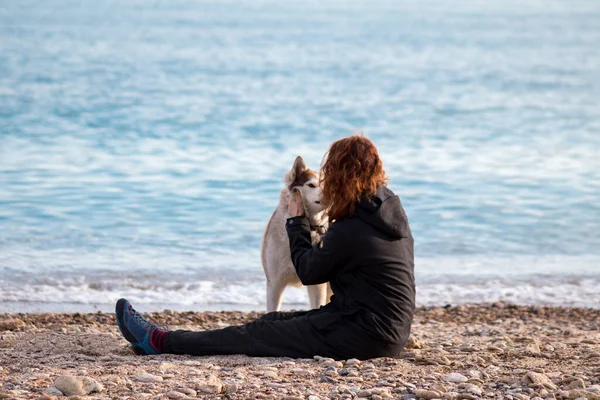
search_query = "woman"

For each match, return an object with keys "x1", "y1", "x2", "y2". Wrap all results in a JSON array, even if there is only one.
[{"x1": 115, "y1": 135, "x2": 415, "y2": 360}]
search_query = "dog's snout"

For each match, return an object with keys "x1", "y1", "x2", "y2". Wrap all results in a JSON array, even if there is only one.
[{"x1": 315, "y1": 200, "x2": 321, "y2": 204}]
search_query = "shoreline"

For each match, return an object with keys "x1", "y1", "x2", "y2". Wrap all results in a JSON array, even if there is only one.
[
  {"x1": 2, "y1": 298, "x2": 599, "y2": 315},
  {"x1": 1, "y1": 303, "x2": 599, "y2": 399}
]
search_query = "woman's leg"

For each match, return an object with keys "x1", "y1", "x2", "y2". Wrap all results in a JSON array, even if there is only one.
[
  {"x1": 259, "y1": 310, "x2": 310, "y2": 321},
  {"x1": 116, "y1": 298, "x2": 335, "y2": 358},
  {"x1": 165, "y1": 314, "x2": 325, "y2": 357}
]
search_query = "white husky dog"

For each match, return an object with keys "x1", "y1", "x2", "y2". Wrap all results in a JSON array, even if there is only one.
[{"x1": 261, "y1": 156, "x2": 331, "y2": 312}]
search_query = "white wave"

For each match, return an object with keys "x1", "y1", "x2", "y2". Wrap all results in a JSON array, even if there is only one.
[{"x1": 1, "y1": 255, "x2": 598, "y2": 312}]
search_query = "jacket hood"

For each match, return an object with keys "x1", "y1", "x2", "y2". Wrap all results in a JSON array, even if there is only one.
[{"x1": 353, "y1": 185, "x2": 411, "y2": 239}]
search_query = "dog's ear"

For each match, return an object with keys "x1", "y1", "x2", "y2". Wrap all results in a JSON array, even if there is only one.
[{"x1": 285, "y1": 156, "x2": 307, "y2": 186}]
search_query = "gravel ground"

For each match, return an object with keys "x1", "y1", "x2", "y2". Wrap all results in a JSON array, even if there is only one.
[{"x1": 1, "y1": 303, "x2": 599, "y2": 399}]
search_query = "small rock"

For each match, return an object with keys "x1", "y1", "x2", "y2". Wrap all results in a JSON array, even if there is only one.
[
  {"x1": 266, "y1": 383, "x2": 286, "y2": 389},
  {"x1": 525, "y1": 341, "x2": 541, "y2": 354},
  {"x1": 324, "y1": 360, "x2": 344, "y2": 368},
  {"x1": 406, "y1": 336, "x2": 425, "y2": 349},
  {"x1": 364, "y1": 372, "x2": 379, "y2": 379},
  {"x1": 46, "y1": 388, "x2": 63, "y2": 397},
  {"x1": 308, "y1": 396, "x2": 321, "y2": 400},
  {"x1": 320, "y1": 376, "x2": 336, "y2": 383},
  {"x1": 80, "y1": 376, "x2": 103, "y2": 393},
  {"x1": 195, "y1": 375, "x2": 223, "y2": 395},
  {"x1": 567, "y1": 389, "x2": 600, "y2": 400},
  {"x1": 526, "y1": 372, "x2": 557, "y2": 390},
  {"x1": 569, "y1": 379, "x2": 585, "y2": 389},
  {"x1": 262, "y1": 370, "x2": 278, "y2": 379},
  {"x1": 346, "y1": 376, "x2": 364, "y2": 382},
  {"x1": 134, "y1": 373, "x2": 163, "y2": 383},
  {"x1": 345, "y1": 358, "x2": 361, "y2": 367},
  {"x1": 165, "y1": 391, "x2": 187, "y2": 399},
  {"x1": 446, "y1": 373, "x2": 468, "y2": 383},
  {"x1": 291, "y1": 368, "x2": 313, "y2": 376},
  {"x1": 176, "y1": 388, "x2": 196, "y2": 396},
  {"x1": 0, "y1": 318, "x2": 25, "y2": 331},
  {"x1": 54, "y1": 376, "x2": 85, "y2": 396},
  {"x1": 414, "y1": 389, "x2": 442, "y2": 399},
  {"x1": 224, "y1": 383, "x2": 238, "y2": 394},
  {"x1": 466, "y1": 385, "x2": 483, "y2": 396}
]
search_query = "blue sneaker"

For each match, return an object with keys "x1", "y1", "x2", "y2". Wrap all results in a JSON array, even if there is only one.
[{"x1": 115, "y1": 298, "x2": 166, "y2": 355}]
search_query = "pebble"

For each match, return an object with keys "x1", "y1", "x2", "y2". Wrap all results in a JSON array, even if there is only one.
[
  {"x1": 324, "y1": 367, "x2": 338, "y2": 376},
  {"x1": 569, "y1": 379, "x2": 585, "y2": 389},
  {"x1": 165, "y1": 390, "x2": 187, "y2": 399},
  {"x1": 266, "y1": 383, "x2": 287, "y2": 389},
  {"x1": 308, "y1": 396, "x2": 321, "y2": 400},
  {"x1": 320, "y1": 376, "x2": 336, "y2": 383},
  {"x1": 414, "y1": 389, "x2": 443, "y2": 399},
  {"x1": 53, "y1": 375, "x2": 103, "y2": 396},
  {"x1": 195, "y1": 375, "x2": 223, "y2": 395},
  {"x1": 466, "y1": 385, "x2": 483, "y2": 396},
  {"x1": 525, "y1": 372, "x2": 557, "y2": 390},
  {"x1": 262, "y1": 370, "x2": 278, "y2": 379},
  {"x1": 324, "y1": 360, "x2": 344, "y2": 368},
  {"x1": 134, "y1": 373, "x2": 163, "y2": 383},
  {"x1": 46, "y1": 388, "x2": 63, "y2": 397},
  {"x1": 0, "y1": 318, "x2": 25, "y2": 331},
  {"x1": 345, "y1": 358, "x2": 361, "y2": 367},
  {"x1": 446, "y1": 373, "x2": 469, "y2": 383},
  {"x1": 291, "y1": 368, "x2": 313, "y2": 376},
  {"x1": 80, "y1": 376, "x2": 103, "y2": 393},
  {"x1": 224, "y1": 383, "x2": 238, "y2": 394}
]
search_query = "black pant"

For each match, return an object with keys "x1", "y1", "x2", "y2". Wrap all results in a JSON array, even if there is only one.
[{"x1": 164, "y1": 309, "x2": 403, "y2": 360}]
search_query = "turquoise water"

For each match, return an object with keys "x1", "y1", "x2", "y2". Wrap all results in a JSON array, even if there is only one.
[{"x1": 1, "y1": 0, "x2": 599, "y2": 311}]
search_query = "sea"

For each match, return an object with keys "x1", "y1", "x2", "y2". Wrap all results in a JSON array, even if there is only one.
[{"x1": 1, "y1": 0, "x2": 599, "y2": 313}]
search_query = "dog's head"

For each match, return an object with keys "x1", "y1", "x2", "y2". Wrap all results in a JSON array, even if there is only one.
[{"x1": 284, "y1": 156, "x2": 325, "y2": 216}]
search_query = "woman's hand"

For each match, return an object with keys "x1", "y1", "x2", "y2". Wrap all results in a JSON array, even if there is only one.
[{"x1": 287, "y1": 188, "x2": 306, "y2": 218}]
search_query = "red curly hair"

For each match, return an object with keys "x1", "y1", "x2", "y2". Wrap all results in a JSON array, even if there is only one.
[{"x1": 320, "y1": 135, "x2": 388, "y2": 223}]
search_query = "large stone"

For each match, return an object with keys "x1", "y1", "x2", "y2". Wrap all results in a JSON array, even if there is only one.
[
  {"x1": 345, "y1": 358, "x2": 361, "y2": 367},
  {"x1": 53, "y1": 376, "x2": 85, "y2": 396},
  {"x1": 195, "y1": 374, "x2": 223, "y2": 395},
  {"x1": 567, "y1": 389, "x2": 600, "y2": 400},
  {"x1": 134, "y1": 373, "x2": 163, "y2": 383},
  {"x1": 406, "y1": 336, "x2": 426, "y2": 349},
  {"x1": 526, "y1": 372, "x2": 557, "y2": 390},
  {"x1": 80, "y1": 377, "x2": 103, "y2": 394},
  {"x1": 446, "y1": 373, "x2": 468, "y2": 383},
  {"x1": 0, "y1": 319, "x2": 25, "y2": 331},
  {"x1": 414, "y1": 389, "x2": 443, "y2": 399}
]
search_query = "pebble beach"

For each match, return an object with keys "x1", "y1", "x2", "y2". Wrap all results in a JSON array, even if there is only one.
[{"x1": 1, "y1": 304, "x2": 599, "y2": 400}]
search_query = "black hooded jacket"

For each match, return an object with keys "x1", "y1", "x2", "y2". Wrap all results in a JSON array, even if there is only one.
[{"x1": 286, "y1": 185, "x2": 415, "y2": 357}]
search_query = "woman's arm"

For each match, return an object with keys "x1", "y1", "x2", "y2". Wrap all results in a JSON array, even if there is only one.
[{"x1": 285, "y1": 217, "x2": 345, "y2": 285}]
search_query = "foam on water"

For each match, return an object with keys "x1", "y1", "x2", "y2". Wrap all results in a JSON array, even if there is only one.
[{"x1": 1, "y1": 0, "x2": 600, "y2": 311}]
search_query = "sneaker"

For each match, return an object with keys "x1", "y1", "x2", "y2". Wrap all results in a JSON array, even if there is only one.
[{"x1": 115, "y1": 298, "x2": 166, "y2": 355}]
